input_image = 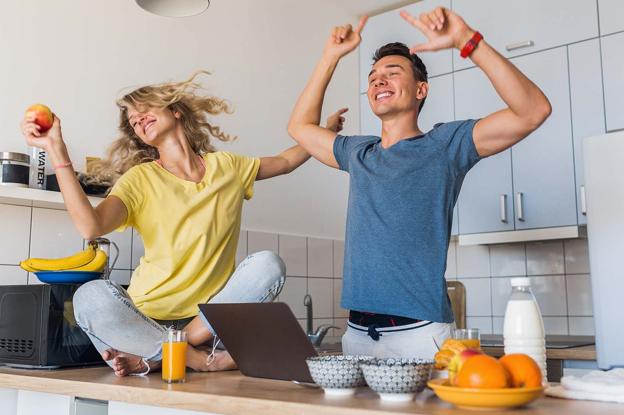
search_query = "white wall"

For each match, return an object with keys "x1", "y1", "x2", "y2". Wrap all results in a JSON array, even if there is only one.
[{"x1": 0, "y1": 0, "x2": 366, "y2": 239}]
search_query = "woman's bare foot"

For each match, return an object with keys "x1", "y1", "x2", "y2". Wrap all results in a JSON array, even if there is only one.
[
  {"x1": 102, "y1": 349, "x2": 161, "y2": 377},
  {"x1": 186, "y1": 346, "x2": 237, "y2": 372}
]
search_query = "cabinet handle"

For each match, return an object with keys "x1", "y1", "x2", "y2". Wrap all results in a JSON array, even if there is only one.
[
  {"x1": 506, "y1": 40, "x2": 534, "y2": 52},
  {"x1": 500, "y1": 194, "x2": 508, "y2": 223},
  {"x1": 516, "y1": 192, "x2": 525, "y2": 222},
  {"x1": 581, "y1": 185, "x2": 587, "y2": 215}
]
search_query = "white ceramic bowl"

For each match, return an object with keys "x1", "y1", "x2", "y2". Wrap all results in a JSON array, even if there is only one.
[
  {"x1": 360, "y1": 357, "x2": 434, "y2": 402},
  {"x1": 305, "y1": 355, "x2": 372, "y2": 396}
]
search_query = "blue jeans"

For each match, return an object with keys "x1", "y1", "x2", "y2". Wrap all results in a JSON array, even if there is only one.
[{"x1": 73, "y1": 251, "x2": 286, "y2": 365}]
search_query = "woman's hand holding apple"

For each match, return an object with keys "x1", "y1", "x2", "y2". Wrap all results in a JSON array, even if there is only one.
[{"x1": 21, "y1": 104, "x2": 71, "y2": 166}]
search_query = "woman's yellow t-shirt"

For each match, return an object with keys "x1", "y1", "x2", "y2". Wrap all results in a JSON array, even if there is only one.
[{"x1": 108, "y1": 151, "x2": 260, "y2": 320}]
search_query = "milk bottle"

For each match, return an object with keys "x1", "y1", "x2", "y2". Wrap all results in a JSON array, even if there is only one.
[{"x1": 503, "y1": 277, "x2": 547, "y2": 384}]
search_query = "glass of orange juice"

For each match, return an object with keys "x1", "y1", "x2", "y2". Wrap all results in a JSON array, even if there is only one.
[
  {"x1": 452, "y1": 328, "x2": 481, "y2": 349},
  {"x1": 162, "y1": 329, "x2": 187, "y2": 383}
]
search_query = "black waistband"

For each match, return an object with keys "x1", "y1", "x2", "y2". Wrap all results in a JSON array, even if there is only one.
[{"x1": 348, "y1": 310, "x2": 422, "y2": 328}]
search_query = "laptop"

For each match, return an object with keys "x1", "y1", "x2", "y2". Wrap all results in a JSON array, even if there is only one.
[{"x1": 198, "y1": 302, "x2": 318, "y2": 382}]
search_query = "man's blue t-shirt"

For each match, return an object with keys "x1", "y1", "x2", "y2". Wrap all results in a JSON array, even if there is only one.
[{"x1": 333, "y1": 119, "x2": 481, "y2": 323}]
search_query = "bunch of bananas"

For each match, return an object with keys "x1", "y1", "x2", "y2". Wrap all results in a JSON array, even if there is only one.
[{"x1": 20, "y1": 242, "x2": 108, "y2": 273}]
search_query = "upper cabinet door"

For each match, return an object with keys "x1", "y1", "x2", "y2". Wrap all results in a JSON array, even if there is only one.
[
  {"x1": 568, "y1": 39, "x2": 606, "y2": 225},
  {"x1": 452, "y1": 0, "x2": 599, "y2": 71},
  {"x1": 455, "y1": 67, "x2": 514, "y2": 234},
  {"x1": 601, "y1": 32, "x2": 624, "y2": 132},
  {"x1": 358, "y1": 0, "x2": 452, "y2": 93},
  {"x1": 599, "y1": 0, "x2": 624, "y2": 36},
  {"x1": 418, "y1": 74, "x2": 454, "y2": 133},
  {"x1": 511, "y1": 47, "x2": 577, "y2": 230}
]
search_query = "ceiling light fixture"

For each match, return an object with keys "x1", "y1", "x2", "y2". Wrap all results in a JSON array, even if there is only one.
[{"x1": 136, "y1": 0, "x2": 210, "y2": 18}]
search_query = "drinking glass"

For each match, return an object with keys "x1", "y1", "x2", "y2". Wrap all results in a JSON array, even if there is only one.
[
  {"x1": 452, "y1": 328, "x2": 481, "y2": 349},
  {"x1": 162, "y1": 330, "x2": 187, "y2": 383}
]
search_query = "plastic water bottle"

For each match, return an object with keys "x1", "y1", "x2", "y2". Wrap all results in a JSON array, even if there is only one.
[{"x1": 503, "y1": 277, "x2": 547, "y2": 384}]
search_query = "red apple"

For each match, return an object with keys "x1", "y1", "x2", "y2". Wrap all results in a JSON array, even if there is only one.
[
  {"x1": 25, "y1": 104, "x2": 54, "y2": 133},
  {"x1": 448, "y1": 349, "x2": 483, "y2": 385}
]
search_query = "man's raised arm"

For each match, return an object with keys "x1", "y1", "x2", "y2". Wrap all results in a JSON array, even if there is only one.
[{"x1": 287, "y1": 17, "x2": 367, "y2": 168}]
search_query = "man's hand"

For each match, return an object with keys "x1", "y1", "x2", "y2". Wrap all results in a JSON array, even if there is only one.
[
  {"x1": 400, "y1": 7, "x2": 475, "y2": 54},
  {"x1": 326, "y1": 108, "x2": 348, "y2": 133},
  {"x1": 322, "y1": 16, "x2": 368, "y2": 62}
]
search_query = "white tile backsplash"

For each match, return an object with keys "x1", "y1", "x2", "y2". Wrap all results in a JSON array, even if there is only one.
[
  {"x1": 307, "y1": 278, "x2": 333, "y2": 319},
  {"x1": 530, "y1": 275, "x2": 568, "y2": 316},
  {"x1": 457, "y1": 245, "x2": 490, "y2": 278},
  {"x1": 333, "y1": 240, "x2": 344, "y2": 278},
  {"x1": 466, "y1": 317, "x2": 493, "y2": 334},
  {"x1": 30, "y1": 208, "x2": 83, "y2": 259},
  {"x1": 307, "y1": 238, "x2": 333, "y2": 278},
  {"x1": 460, "y1": 277, "x2": 492, "y2": 316},
  {"x1": 279, "y1": 276, "x2": 307, "y2": 319},
  {"x1": 333, "y1": 278, "x2": 349, "y2": 318},
  {"x1": 279, "y1": 235, "x2": 307, "y2": 277},
  {"x1": 566, "y1": 274, "x2": 593, "y2": 316},
  {"x1": 0, "y1": 204, "x2": 31, "y2": 265},
  {"x1": 564, "y1": 239, "x2": 590, "y2": 274},
  {"x1": 543, "y1": 317, "x2": 569, "y2": 335},
  {"x1": 526, "y1": 241, "x2": 564, "y2": 275},
  {"x1": 4, "y1": 199, "x2": 595, "y2": 341},
  {"x1": 0, "y1": 265, "x2": 28, "y2": 285},
  {"x1": 490, "y1": 243, "x2": 526, "y2": 277},
  {"x1": 569, "y1": 317, "x2": 595, "y2": 336},
  {"x1": 247, "y1": 231, "x2": 278, "y2": 254}
]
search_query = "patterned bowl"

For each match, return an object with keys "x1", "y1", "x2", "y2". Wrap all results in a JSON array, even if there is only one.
[
  {"x1": 360, "y1": 357, "x2": 434, "y2": 402},
  {"x1": 306, "y1": 355, "x2": 373, "y2": 396}
]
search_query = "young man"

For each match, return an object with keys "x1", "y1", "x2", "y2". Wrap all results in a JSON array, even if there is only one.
[{"x1": 288, "y1": 7, "x2": 551, "y2": 358}]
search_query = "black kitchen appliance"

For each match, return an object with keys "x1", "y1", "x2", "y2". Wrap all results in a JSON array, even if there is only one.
[{"x1": 0, "y1": 284, "x2": 103, "y2": 369}]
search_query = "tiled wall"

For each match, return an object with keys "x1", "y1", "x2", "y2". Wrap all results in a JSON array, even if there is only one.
[
  {"x1": 0, "y1": 202, "x2": 594, "y2": 338},
  {"x1": 446, "y1": 239, "x2": 594, "y2": 336}
]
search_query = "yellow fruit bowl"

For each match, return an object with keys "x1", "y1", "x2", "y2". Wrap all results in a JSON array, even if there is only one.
[{"x1": 428, "y1": 378, "x2": 544, "y2": 410}]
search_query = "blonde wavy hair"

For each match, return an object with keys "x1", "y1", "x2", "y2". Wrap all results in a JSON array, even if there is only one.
[{"x1": 87, "y1": 71, "x2": 235, "y2": 186}]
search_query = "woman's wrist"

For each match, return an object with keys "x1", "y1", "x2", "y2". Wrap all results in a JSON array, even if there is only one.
[{"x1": 48, "y1": 143, "x2": 71, "y2": 167}]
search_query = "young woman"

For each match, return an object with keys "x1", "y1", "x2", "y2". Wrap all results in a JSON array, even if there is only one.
[{"x1": 21, "y1": 72, "x2": 346, "y2": 376}]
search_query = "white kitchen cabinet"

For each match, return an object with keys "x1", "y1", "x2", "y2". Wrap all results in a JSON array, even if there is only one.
[
  {"x1": 601, "y1": 32, "x2": 624, "y2": 132},
  {"x1": 455, "y1": 66, "x2": 514, "y2": 234},
  {"x1": 598, "y1": 0, "x2": 624, "y2": 36},
  {"x1": 456, "y1": 47, "x2": 577, "y2": 233},
  {"x1": 511, "y1": 47, "x2": 577, "y2": 230},
  {"x1": 358, "y1": 0, "x2": 452, "y2": 93},
  {"x1": 568, "y1": 39, "x2": 606, "y2": 224},
  {"x1": 452, "y1": 0, "x2": 598, "y2": 71}
]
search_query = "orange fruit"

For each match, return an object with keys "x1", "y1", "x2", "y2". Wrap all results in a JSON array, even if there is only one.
[
  {"x1": 455, "y1": 354, "x2": 510, "y2": 389},
  {"x1": 499, "y1": 354, "x2": 543, "y2": 388}
]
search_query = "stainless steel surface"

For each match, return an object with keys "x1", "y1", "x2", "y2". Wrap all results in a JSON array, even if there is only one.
[
  {"x1": 303, "y1": 294, "x2": 339, "y2": 347},
  {"x1": 0, "y1": 152, "x2": 30, "y2": 164},
  {"x1": 506, "y1": 40, "x2": 535, "y2": 51},
  {"x1": 458, "y1": 225, "x2": 584, "y2": 245},
  {"x1": 516, "y1": 192, "x2": 525, "y2": 221},
  {"x1": 581, "y1": 185, "x2": 587, "y2": 215},
  {"x1": 480, "y1": 334, "x2": 595, "y2": 349},
  {"x1": 91, "y1": 238, "x2": 119, "y2": 280},
  {"x1": 500, "y1": 194, "x2": 508, "y2": 223},
  {"x1": 291, "y1": 380, "x2": 320, "y2": 389}
]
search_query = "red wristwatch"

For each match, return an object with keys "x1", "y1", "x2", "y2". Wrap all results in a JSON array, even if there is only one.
[{"x1": 460, "y1": 31, "x2": 483, "y2": 59}]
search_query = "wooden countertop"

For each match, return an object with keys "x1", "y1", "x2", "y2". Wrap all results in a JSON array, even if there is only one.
[{"x1": 0, "y1": 366, "x2": 622, "y2": 415}]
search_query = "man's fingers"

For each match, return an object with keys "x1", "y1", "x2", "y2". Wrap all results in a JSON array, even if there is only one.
[
  {"x1": 434, "y1": 7, "x2": 446, "y2": 28},
  {"x1": 410, "y1": 43, "x2": 434, "y2": 54},
  {"x1": 401, "y1": 10, "x2": 429, "y2": 34},
  {"x1": 421, "y1": 12, "x2": 437, "y2": 31},
  {"x1": 341, "y1": 24, "x2": 353, "y2": 39},
  {"x1": 337, "y1": 107, "x2": 349, "y2": 115},
  {"x1": 355, "y1": 15, "x2": 368, "y2": 34}
]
